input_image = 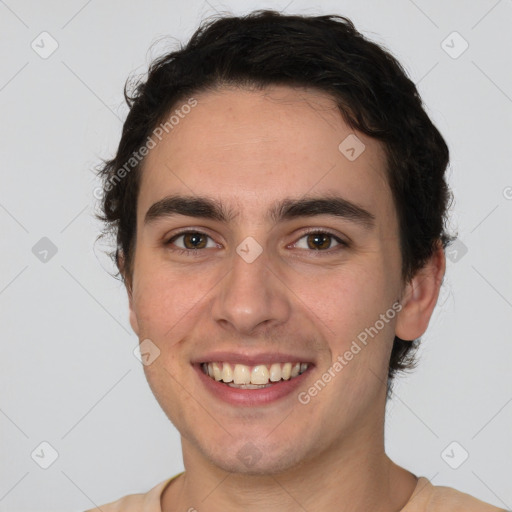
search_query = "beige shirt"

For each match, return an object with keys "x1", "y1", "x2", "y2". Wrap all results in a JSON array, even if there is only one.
[{"x1": 85, "y1": 473, "x2": 507, "y2": 511}]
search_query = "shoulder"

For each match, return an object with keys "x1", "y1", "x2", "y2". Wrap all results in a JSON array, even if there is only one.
[
  {"x1": 83, "y1": 474, "x2": 180, "y2": 512},
  {"x1": 84, "y1": 491, "x2": 145, "y2": 512},
  {"x1": 402, "y1": 476, "x2": 508, "y2": 512}
]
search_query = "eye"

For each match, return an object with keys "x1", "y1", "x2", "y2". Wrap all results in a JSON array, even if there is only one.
[
  {"x1": 292, "y1": 230, "x2": 347, "y2": 252},
  {"x1": 165, "y1": 231, "x2": 218, "y2": 254}
]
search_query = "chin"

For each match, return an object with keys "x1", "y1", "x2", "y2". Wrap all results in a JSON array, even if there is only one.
[{"x1": 201, "y1": 437, "x2": 308, "y2": 476}]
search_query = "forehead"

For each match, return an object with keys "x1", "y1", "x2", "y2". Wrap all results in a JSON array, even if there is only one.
[{"x1": 138, "y1": 85, "x2": 393, "y2": 226}]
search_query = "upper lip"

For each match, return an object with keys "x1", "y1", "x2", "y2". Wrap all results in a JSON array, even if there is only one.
[{"x1": 191, "y1": 351, "x2": 315, "y2": 366}]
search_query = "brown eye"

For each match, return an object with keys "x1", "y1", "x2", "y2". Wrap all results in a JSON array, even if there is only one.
[
  {"x1": 181, "y1": 232, "x2": 208, "y2": 249},
  {"x1": 166, "y1": 231, "x2": 215, "y2": 252},
  {"x1": 294, "y1": 231, "x2": 347, "y2": 252},
  {"x1": 307, "y1": 233, "x2": 331, "y2": 250}
]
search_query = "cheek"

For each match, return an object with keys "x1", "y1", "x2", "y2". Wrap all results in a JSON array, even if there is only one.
[
  {"x1": 291, "y1": 263, "x2": 390, "y2": 344},
  {"x1": 141, "y1": 351, "x2": 188, "y2": 431},
  {"x1": 131, "y1": 265, "x2": 205, "y2": 345},
  {"x1": 300, "y1": 267, "x2": 397, "y2": 418},
  {"x1": 292, "y1": 262, "x2": 398, "y2": 410}
]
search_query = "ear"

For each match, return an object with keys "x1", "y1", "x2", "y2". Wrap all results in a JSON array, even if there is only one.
[
  {"x1": 395, "y1": 241, "x2": 446, "y2": 341},
  {"x1": 118, "y1": 251, "x2": 140, "y2": 336}
]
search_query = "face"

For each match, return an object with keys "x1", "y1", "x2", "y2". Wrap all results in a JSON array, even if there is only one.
[{"x1": 127, "y1": 85, "x2": 409, "y2": 474}]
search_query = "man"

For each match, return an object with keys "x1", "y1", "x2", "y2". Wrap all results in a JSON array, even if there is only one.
[{"x1": 89, "y1": 10, "x2": 505, "y2": 512}]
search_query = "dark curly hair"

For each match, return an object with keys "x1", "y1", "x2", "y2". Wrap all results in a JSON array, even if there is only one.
[{"x1": 95, "y1": 9, "x2": 454, "y2": 396}]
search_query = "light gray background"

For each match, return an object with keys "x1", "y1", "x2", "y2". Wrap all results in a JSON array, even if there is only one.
[{"x1": 0, "y1": 0, "x2": 511, "y2": 510}]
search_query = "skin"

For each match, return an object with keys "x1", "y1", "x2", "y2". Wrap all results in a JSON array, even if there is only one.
[{"x1": 122, "y1": 85, "x2": 446, "y2": 511}]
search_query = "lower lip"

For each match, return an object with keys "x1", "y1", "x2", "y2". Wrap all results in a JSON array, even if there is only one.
[{"x1": 193, "y1": 364, "x2": 312, "y2": 406}]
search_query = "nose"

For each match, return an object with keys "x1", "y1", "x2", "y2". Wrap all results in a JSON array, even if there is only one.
[{"x1": 211, "y1": 244, "x2": 291, "y2": 337}]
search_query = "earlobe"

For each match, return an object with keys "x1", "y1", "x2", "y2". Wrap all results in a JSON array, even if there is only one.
[{"x1": 395, "y1": 242, "x2": 446, "y2": 341}]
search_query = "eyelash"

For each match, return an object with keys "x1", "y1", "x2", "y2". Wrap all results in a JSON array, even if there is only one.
[{"x1": 164, "y1": 229, "x2": 348, "y2": 257}]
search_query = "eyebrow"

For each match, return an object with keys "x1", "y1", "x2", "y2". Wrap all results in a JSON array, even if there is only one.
[{"x1": 144, "y1": 194, "x2": 375, "y2": 229}]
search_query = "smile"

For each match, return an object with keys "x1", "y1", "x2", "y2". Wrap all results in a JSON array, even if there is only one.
[{"x1": 201, "y1": 361, "x2": 310, "y2": 388}]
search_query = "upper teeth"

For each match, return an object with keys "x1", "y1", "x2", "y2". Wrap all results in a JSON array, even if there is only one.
[{"x1": 202, "y1": 362, "x2": 309, "y2": 385}]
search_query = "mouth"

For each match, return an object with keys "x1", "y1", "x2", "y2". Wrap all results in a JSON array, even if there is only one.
[
  {"x1": 193, "y1": 358, "x2": 314, "y2": 406},
  {"x1": 201, "y1": 361, "x2": 310, "y2": 388}
]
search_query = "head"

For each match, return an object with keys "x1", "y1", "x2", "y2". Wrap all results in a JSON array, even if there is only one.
[{"x1": 96, "y1": 10, "x2": 453, "y2": 474}]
